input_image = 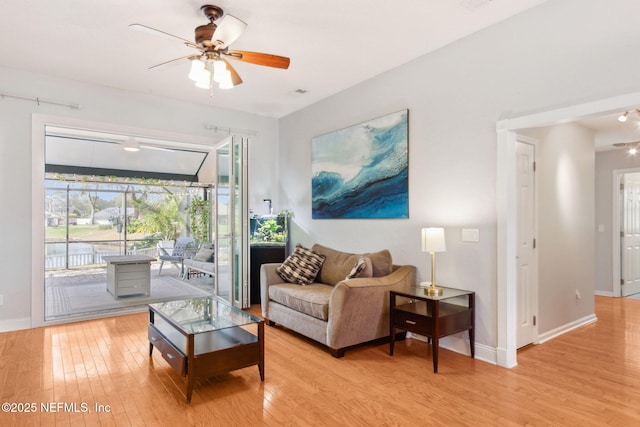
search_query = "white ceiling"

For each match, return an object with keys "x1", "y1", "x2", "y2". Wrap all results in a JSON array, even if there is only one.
[{"x1": 1, "y1": 0, "x2": 551, "y2": 118}]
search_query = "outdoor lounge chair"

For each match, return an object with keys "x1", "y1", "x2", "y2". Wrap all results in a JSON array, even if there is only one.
[{"x1": 157, "y1": 237, "x2": 195, "y2": 275}]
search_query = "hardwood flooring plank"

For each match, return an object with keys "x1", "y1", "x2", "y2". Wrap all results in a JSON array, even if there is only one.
[{"x1": 1, "y1": 296, "x2": 640, "y2": 426}]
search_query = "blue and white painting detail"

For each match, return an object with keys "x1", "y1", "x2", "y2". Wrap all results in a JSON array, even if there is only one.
[{"x1": 312, "y1": 110, "x2": 408, "y2": 219}]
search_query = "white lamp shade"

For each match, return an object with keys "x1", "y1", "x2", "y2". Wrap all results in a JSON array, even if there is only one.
[
  {"x1": 422, "y1": 227, "x2": 446, "y2": 253},
  {"x1": 218, "y1": 70, "x2": 233, "y2": 89},
  {"x1": 188, "y1": 59, "x2": 206, "y2": 82},
  {"x1": 212, "y1": 60, "x2": 227, "y2": 83},
  {"x1": 194, "y1": 65, "x2": 211, "y2": 88}
]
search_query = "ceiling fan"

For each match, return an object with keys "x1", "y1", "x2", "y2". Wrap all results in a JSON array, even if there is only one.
[{"x1": 130, "y1": 4, "x2": 290, "y2": 91}]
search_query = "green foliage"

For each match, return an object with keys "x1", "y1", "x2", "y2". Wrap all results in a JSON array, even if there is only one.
[
  {"x1": 255, "y1": 219, "x2": 283, "y2": 242},
  {"x1": 128, "y1": 191, "x2": 184, "y2": 241},
  {"x1": 187, "y1": 196, "x2": 210, "y2": 243}
]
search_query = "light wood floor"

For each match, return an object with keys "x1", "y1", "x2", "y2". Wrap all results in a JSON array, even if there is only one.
[{"x1": 1, "y1": 296, "x2": 639, "y2": 426}]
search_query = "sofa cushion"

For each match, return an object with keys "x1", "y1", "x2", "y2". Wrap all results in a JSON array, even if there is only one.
[
  {"x1": 277, "y1": 245, "x2": 326, "y2": 285},
  {"x1": 268, "y1": 283, "x2": 332, "y2": 320},
  {"x1": 312, "y1": 244, "x2": 390, "y2": 284},
  {"x1": 193, "y1": 248, "x2": 214, "y2": 262}
]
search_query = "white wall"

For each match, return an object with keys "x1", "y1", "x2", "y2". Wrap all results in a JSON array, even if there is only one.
[
  {"x1": 594, "y1": 150, "x2": 640, "y2": 295},
  {"x1": 0, "y1": 66, "x2": 279, "y2": 330},
  {"x1": 278, "y1": 0, "x2": 640, "y2": 354},
  {"x1": 536, "y1": 123, "x2": 595, "y2": 332}
]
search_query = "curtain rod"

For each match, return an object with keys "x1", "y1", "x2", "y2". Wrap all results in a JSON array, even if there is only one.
[
  {"x1": 204, "y1": 124, "x2": 257, "y2": 137},
  {"x1": 0, "y1": 91, "x2": 80, "y2": 110}
]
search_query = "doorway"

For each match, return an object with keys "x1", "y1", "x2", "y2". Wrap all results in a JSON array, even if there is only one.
[
  {"x1": 613, "y1": 170, "x2": 640, "y2": 298},
  {"x1": 496, "y1": 92, "x2": 640, "y2": 367},
  {"x1": 31, "y1": 114, "x2": 221, "y2": 327}
]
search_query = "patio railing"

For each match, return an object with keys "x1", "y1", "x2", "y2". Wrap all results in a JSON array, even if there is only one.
[{"x1": 45, "y1": 246, "x2": 157, "y2": 270}]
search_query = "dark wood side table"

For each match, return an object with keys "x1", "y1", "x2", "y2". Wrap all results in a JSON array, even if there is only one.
[{"x1": 390, "y1": 286, "x2": 475, "y2": 373}]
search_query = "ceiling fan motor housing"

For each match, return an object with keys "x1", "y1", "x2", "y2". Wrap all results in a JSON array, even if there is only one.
[
  {"x1": 195, "y1": 23, "x2": 217, "y2": 46},
  {"x1": 196, "y1": 5, "x2": 224, "y2": 46}
]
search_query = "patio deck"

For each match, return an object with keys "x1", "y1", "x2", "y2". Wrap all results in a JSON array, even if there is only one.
[{"x1": 45, "y1": 261, "x2": 214, "y2": 321}]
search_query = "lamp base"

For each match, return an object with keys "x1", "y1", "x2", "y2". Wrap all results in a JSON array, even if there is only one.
[{"x1": 425, "y1": 286, "x2": 443, "y2": 297}]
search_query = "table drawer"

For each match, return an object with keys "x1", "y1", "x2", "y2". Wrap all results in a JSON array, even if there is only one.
[
  {"x1": 393, "y1": 308, "x2": 433, "y2": 335},
  {"x1": 148, "y1": 325, "x2": 187, "y2": 376},
  {"x1": 162, "y1": 341, "x2": 187, "y2": 376},
  {"x1": 148, "y1": 325, "x2": 167, "y2": 353},
  {"x1": 117, "y1": 279, "x2": 149, "y2": 295}
]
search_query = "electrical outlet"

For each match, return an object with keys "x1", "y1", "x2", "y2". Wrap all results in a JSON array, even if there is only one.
[{"x1": 575, "y1": 290, "x2": 581, "y2": 300}]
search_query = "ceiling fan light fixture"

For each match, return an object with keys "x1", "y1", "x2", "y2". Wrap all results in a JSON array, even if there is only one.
[
  {"x1": 188, "y1": 59, "x2": 208, "y2": 82},
  {"x1": 195, "y1": 72, "x2": 211, "y2": 89},
  {"x1": 123, "y1": 137, "x2": 140, "y2": 152},
  {"x1": 219, "y1": 70, "x2": 234, "y2": 89},
  {"x1": 212, "y1": 60, "x2": 227, "y2": 83}
]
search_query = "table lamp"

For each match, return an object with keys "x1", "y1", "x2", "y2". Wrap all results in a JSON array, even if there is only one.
[{"x1": 422, "y1": 227, "x2": 446, "y2": 296}]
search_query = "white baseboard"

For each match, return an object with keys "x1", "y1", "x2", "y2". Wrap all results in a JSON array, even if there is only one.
[
  {"x1": 537, "y1": 313, "x2": 598, "y2": 344},
  {"x1": 595, "y1": 290, "x2": 614, "y2": 297},
  {"x1": 0, "y1": 316, "x2": 32, "y2": 333},
  {"x1": 407, "y1": 332, "x2": 497, "y2": 366}
]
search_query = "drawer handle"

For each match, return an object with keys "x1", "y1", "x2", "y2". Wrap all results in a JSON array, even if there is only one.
[
  {"x1": 166, "y1": 353, "x2": 175, "y2": 360},
  {"x1": 150, "y1": 336, "x2": 159, "y2": 342},
  {"x1": 405, "y1": 320, "x2": 417, "y2": 325}
]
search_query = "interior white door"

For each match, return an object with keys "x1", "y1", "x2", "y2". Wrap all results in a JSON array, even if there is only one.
[
  {"x1": 516, "y1": 140, "x2": 536, "y2": 349},
  {"x1": 621, "y1": 173, "x2": 640, "y2": 297}
]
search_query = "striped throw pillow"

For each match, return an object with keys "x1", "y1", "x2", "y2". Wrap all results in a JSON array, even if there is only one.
[{"x1": 277, "y1": 245, "x2": 326, "y2": 285}]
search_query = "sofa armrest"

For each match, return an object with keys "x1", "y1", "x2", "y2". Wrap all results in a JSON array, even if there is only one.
[
  {"x1": 260, "y1": 263, "x2": 283, "y2": 318},
  {"x1": 326, "y1": 264, "x2": 416, "y2": 350}
]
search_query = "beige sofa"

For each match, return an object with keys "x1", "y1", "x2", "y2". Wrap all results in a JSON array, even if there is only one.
[{"x1": 260, "y1": 244, "x2": 416, "y2": 357}]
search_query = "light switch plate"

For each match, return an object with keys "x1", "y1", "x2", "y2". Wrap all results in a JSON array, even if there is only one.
[{"x1": 462, "y1": 228, "x2": 480, "y2": 242}]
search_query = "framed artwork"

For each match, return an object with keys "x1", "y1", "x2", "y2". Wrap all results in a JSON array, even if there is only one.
[{"x1": 311, "y1": 109, "x2": 408, "y2": 219}]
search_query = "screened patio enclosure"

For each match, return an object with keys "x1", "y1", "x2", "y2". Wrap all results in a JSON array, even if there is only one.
[{"x1": 44, "y1": 175, "x2": 215, "y2": 321}]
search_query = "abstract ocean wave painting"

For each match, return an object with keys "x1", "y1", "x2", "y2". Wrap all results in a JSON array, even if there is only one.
[{"x1": 312, "y1": 110, "x2": 408, "y2": 219}]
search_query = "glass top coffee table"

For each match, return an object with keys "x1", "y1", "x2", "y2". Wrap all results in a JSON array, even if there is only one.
[{"x1": 148, "y1": 297, "x2": 264, "y2": 402}]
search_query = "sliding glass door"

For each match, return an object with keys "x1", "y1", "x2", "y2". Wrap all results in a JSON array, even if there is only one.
[{"x1": 214, "y1": 137, "x2": 249, "y2": 308}]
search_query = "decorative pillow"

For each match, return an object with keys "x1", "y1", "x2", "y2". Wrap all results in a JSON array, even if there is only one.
[
  {"x1": 312, "y1": 243, "x2": 386, "y2": 284},
  {"x1": 345, "y1": 255, "x2": 373, "y2": 280},
  {"x1": 277, "y1": 245, "x2": 326, "y2": 285},
  {"x1": 363, "y1": 249, "x2": 393, "y2": 277},
  {"x1": 193, "y1": 248, "x2": 214, "y2": 262}
]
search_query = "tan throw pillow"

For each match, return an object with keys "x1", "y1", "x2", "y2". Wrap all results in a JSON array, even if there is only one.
[
  {"x1": 277, "y1": 245, "x2": 326, "y2": 285},
  {"x1": 345, "y1": 255, "x2": 373, "y2": 280},
  {"x1": 364, "y1": 249, "x2": 393, "y2": 277},
  {"x1": 312, "y1": 244, "x2": 360, "y2": 285}
]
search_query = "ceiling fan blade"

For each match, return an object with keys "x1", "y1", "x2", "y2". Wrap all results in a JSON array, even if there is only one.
[
  {"x1": 148, "y1": 54, "x2": 200, "y2": 71},
  {"x1": 221, "y1": 59, "x2": 243, "y2": 86},
  {"x1": 225, "y1": 51, "x2": 290, "y2": 69},
  {"x1": 211, "y1": 15, "x2": 247, "y2": 48},
  {"x1": 129, "y1": 23, "x2": 202, "y2": 50}
]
